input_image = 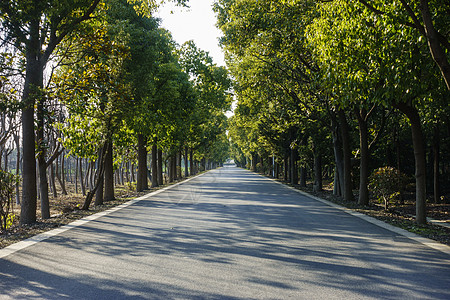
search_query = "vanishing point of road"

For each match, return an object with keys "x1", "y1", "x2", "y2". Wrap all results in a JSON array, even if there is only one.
[{"x1": 0, "y1": 166, "x2": 449, "y2": 299}]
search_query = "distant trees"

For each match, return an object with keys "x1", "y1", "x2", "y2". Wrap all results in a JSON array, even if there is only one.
[
  {"x1": 216, "y1": 0, "x2": 449, "y2": 224},
  {"x1": 0, "y1": 0, "x2": 231, "y2": 226}
]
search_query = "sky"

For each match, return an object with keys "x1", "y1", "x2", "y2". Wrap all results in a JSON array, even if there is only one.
[{"x1": 155, "y1": 1, "x2": 226, "y2": 67}]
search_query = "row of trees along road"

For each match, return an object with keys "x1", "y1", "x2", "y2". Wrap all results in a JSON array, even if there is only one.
[
  {"x1": 0, "y1": 0, "x2": 232, "y2": 226},
  {"x1": 216, "y1": 0, "x2": 450, "y2": 224}
]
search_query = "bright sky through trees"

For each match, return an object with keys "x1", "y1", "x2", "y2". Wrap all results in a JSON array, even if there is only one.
[{"x1": 155, "y1": 1, "x2": 225, "y2": 67}]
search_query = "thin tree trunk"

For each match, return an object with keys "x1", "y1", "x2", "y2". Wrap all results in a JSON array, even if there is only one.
[
  {"x1": 80, "y1": 158, "x2": 86, "y2": 196},
  {"x1": 290, "y1": 148, "x2": 298, "y2": 185},
  {"x1": 433, "y1": 123, "x2": 440, "y2": 203},
  {"x1": 14, "y1": 133, "x2": 21, "y2": 205},
  {"x1": 55, "y1": 157, "x2": 67, "y2": 195},
  {"x1": 75, "y1": 157, "x2": 79, "y2": 194},
  {"x1": 104, "y1": 141, "x2": 114, "y2": 201},
  {"x1": 95, "y1": 147, "x2": 105, "y2": 206},
  {"x1": 184, "y1": 146, "x2": 189, "y2": 177},
  {"x1": 151, "y1": 142, "x2": 158, "y2": 188},
  {"x1": 50, "y1": 163, "x2": 57, "y2": 198},
  {"x1": 313, "y1": 143, "x2": 322, "y2": 192},
  {"x1": 157, "y1": 148, "x2": 163, "y2": 186},
  {"x1": 357, "y1": 109, "x2": 369, "y2": 206},
  {"x1": 168, "y1": 155, "x2": 174, "y2": 183},
  {"x1": 338, "y1": 109, "x2": 354, "y2": 201},
  {"x1": 331, "y1": 114, "x2": 344, "y2": 197},
  {"x1": 189, "y1": 149, "x2": 194, "y2": 176},
  {"x1": 397, "y1": 103, "x2": 427, "y2": 224}
]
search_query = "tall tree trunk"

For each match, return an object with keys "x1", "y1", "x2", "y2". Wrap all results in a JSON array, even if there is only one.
[
  {"x1": 14, "y1": 133, "x2": 21, "y2": 205},
  {"x1": 177, "y1": 151, "x2": 182, "y2": 179},
  {"x1": 50, "y1": 163, "x2": 57, "y2": 198},
  {"x1": 331, "y1": 113, "x2": 344, "y2": 197},
  {"x1": 284, "y1": 155, "x2": 289, "y2": 182},
  {"x1": 95, "y1": 147, "x2": 104, "y2": 206},
  {"x1": 55, "y1": 157, "x2": 67, "y2": 195},
  {"x1": 61, "y1": 154, "x2": 66, "y2": 193},
  {"x1": 433, "y1": 123, "x2": 440, "y2": 203},
  {"x1": 136, "y1": 134, "x2": 147, "y2": 192},
  {"x1": 75, "y1": 157, "x2": 79, "y2": 194},
  {"x1": 168, "y1": 155, "x2": 174, "y2": 183},
  {"x1": 313, "y1": 142, "x2": 322, "y2": 192},
  {"x1": 157, "y1": 148, "x2": 163, "y2": 185},
  {"x1": 20, "y1": 19, "x2": 41, "y2": 224},
  {"x1": 419, "y1": 0, "x2": 450, "y2": 90},
  {"x1": 189, "y1": 149, "x2": 194, "y2": 176},
  {"x1": 151, "y1": 142, "x2": 158, "y2": 188},
  {"x1": 82, "y1": 145, "x2": 107, "y2": 210},
  {"x1": 357, "y1": 109, "x2": 369, "y2": 206},
  {"x1": 251, "y1": 153, "x2": 256, "y2": 171},
  {"x1": 338, "y1": 109, "x2": 354, "y2": 201},
  {"x1": 104, "y1": 141, "x2": 114, "y2": 201},
  {"x1": 290, "y1": 148, "x2": 298, "y2": 185},
  {"x1": 184, "y1": 146, "x2": 189, "y2": 177},
  {"x1": 397, "y1": 103, "x2": 427, "y2": 224},
  {"x1": 80, "y1": 158, "x2": 86, "y2": 196}
]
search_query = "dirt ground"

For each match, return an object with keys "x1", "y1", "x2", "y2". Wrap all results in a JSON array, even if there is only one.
[{"x1": 0, "y1": 184, "x2": 151, "y2": 249}]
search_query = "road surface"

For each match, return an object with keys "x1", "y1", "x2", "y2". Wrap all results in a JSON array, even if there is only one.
[{"x1": 0, "y1": 166, "x2": 449, "y2": 299}]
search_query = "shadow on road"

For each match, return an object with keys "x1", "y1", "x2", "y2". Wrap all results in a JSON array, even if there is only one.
[{"x1": 0, "y1": 167, "x2": 449, "y2": 299}]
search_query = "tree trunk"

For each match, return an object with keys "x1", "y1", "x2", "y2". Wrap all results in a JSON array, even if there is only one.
[
  {"x1": 75, "y1": 157, "x2": 79, "y2": 194},
  {"x1": 290, "y1": 148, "x2": 298, "y2": 185},
  {"x1": 397, "y1": 103, "x2": 427, "y2": 224},
  {"x1": 251, "y1": 153, "x2": 257, "y2": 171},
  {"x1": 157, "y1": 148, "x2": 163, "y2": 185},
  {"x1": 82, "y1": 146, "x2": 107, "y2": 210},
  {"x1": 419, "y1": 0, "x2": 450, "y2": 90},
  {"x1": 357, "y1": 110, "x2": 370, "y2": 206},
  {"x1": 14, "y1": 133, "x2": 21, "y2": 205},
  {"x1": 168, "y1": 155, "x2": 174, "y2": 183},
  {"x1": 80, "y1": 158, "x2": 86, "y2": 196},
  {"x1": 190, "y1": 149, "x2": 194, "y2": 176},
  {"x1": 50, "y1": 163, "x2": 57, "y2": 198},
  {"x1": 95, "y1": 150, "x2": 104, "y2": 206},
  {"x1": 331, "y1": 113, "x2": 344, "y2": 197},
  {"x1": 284, "y1": 155, "x2": 289, "y2": 182},
  {"x1": 177, "y1": 151, "x2": 182, "y2": 179},
  {"x1": 184, "y1": 146, "x2": 189, "y2": 177},
  {"x1": 136, "y1": 134, "x2": 147, "y2": 192},
  {"x1": 338, "y1": 109, "x2": 354, "y2": 201},
  {"x1": 55, "y1": 157, "x2": 68, "y2": 195},
  {"x1": 313, "y1": 143, "x2": 322, "y2": 192},
  {"x1": 61, "y1": 153, "x2": 67, "y2": 194},
  {"x1": 433, "y1": 123, "x2": 440, "y2": 203},
  {"x1": 104, "y1": 141, "x2": 114, "y2": 201},
  {"x1": 151, "y1": 142, "x2": 158, "y2": 188},
  {"x1": 20, "y1": 18, "x2": 41, "y2": 225}
]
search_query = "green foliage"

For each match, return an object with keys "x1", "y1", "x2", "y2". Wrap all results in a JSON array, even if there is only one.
[
  {"x1": 0, "y1": 170, "x2": 18, "y2": 230},
  {"x1": 369, "y1": 166, "x2": 409, "y2": 210}
]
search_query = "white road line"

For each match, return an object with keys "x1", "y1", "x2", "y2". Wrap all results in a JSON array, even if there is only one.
[{"x1": 0, "y1": 171, "x2": 208, "y2": 259}]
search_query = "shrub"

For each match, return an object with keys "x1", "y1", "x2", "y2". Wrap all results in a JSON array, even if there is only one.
[
  {"x1": 0, "y1": 170, "x2": 18, "y2": 230},
  {"x1": 369, "y1": 166, "x2": 409, "y2": 210}
]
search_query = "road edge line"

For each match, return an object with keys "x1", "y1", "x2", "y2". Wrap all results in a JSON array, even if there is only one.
[
  {"x1": 261, "y1": 173, "x2": 450, "y2": 256},
  {"x1": 0, "y1": 171, "x2": 209, "y2": 259}
]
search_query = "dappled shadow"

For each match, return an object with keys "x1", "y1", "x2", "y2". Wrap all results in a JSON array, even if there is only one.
[{"x1": 0, "y1": 166, "x2": 449, "y2": 299}]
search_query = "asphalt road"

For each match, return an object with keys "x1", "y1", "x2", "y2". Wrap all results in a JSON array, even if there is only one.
[{"x1": 1, "y1": 166, "x2": 449, "y2": 299}]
